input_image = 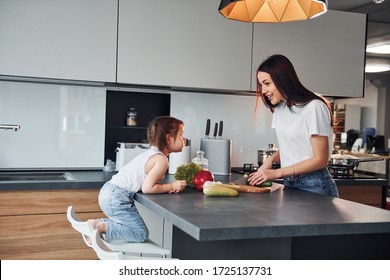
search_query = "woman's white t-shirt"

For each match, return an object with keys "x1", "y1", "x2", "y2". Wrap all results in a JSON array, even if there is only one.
[
  {"x1": 271, "y1": 99, "x2": 333, "y2": 168},
  {"x1": 109, "y1": 146, "x2": 165, "y2": 192}
]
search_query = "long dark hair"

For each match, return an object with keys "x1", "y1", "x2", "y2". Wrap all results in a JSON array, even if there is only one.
[
  {"x1": 256, "y1": 54, "x2": 334, "y2": 125},
  {"x1": 147, "y1": 116, "x2": 184, "y2": 151}
]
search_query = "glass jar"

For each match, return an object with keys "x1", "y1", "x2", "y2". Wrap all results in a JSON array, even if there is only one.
[
  {"x1": 126, "y1": 107, "x2": 137, "y2": 127},
  {"x1": 192, "y1": 150, "x2": 209, "y2": 170}
]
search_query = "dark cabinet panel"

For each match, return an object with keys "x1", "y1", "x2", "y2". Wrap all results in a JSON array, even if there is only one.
[{"x1": 104, "y1": 90, "x2": 170, "y2": 162}]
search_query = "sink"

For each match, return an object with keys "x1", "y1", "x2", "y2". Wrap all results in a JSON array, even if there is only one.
[{"x1": 0, "y1": 172, "x2": 77, "y2": 181}]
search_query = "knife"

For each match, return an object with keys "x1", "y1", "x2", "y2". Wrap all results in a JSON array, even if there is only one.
[
  {"x1": 218, "y1": 121, "x2": 223, "y2": 138},
  {"x1": 205, "y1": 119, "x2": 210, "y2": 138},
  {"x1": 213, "y1": 122, "x2": 218, "y2": 138}
]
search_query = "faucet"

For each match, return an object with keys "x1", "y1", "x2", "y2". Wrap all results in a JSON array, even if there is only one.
[{"x1": 0, "y1": 124, "x2": 21, "y2": 131}]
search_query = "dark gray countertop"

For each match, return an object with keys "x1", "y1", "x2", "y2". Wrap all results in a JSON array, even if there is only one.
[
  {"x1": 0, "y1": 170, "x2": 387, "y2": 191},
  {"x1": 135, "y1": 185, "x2": 390, "y2": 241},
  {"x1": 0, "y1": 170, "x2": 115, "y2": 190}
]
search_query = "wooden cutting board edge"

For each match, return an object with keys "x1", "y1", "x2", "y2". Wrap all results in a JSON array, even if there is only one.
[
  {"x1": 237, "y1": 185, "x2": 271, "y2": 193},
  {"x1": 234, "y1": 182, "x2": 284, "y2": 193}
]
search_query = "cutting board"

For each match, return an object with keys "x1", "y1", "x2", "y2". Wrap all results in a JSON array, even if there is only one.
[
  {"x1": 236, "y1": 182, "x2": 284, "y2": 193},
  {"x1": 237, "y1": 185, "x2": 272, "y2": 193},
  {"x1": 233, "y1": 177, "x2": 284, "y2": 193}
]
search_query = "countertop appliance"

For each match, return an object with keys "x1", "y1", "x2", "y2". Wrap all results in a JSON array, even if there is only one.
[{"x1": 115, "y1": 142, "x2": 150, "y2": 171}]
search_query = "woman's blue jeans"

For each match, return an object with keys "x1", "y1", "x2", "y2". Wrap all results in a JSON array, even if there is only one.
[
  {"x1": 283, "y1": 168, "x2": 339, "y2": 197},
  {"x1": 98, "y1": 182, "x2": 149, "y2": 242}
]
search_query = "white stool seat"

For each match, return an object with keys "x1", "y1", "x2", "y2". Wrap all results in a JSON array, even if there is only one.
[{"x1": 89, "y1": 223, "x2": 177, "y2": 260}]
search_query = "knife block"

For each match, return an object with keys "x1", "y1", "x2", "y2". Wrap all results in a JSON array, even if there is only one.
[{"x1": 200, "y1": 138, "x2": 231, "y2": 175}]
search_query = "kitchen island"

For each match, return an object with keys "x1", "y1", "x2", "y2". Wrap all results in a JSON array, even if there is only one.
[
  {"x1": 135, "y1": 174, "x2": 390, "y2": 260},
  {"x1": 0, "y1": 170, "x2": 389, "y2": 259}
]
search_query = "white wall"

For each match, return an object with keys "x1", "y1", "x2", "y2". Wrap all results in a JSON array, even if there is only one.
[
  {"x1": 334, "y1": 79, "x2": 390, "y2": 151},
  {"x1": 170, "y1": 91, "x2": 277, "y2": 167},
  {"x1": 334, "y1": 80, "x2": 379, "y2": 131}
]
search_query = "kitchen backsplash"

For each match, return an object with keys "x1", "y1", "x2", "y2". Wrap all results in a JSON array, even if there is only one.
[
  {"x1": 171, "y1": 91, "x2": 277, "y2": 167},
  {"x1": 0, "y1": 81, "x2": 277, "y2": 169}
]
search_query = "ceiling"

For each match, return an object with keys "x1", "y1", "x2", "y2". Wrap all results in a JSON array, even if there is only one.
[{"x1": 327, "y1": 0, "x2": 390, "y2": 80}]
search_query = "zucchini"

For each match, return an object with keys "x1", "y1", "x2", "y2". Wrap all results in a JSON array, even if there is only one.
[
  {"x1": 203, "y1": 185, "x2": 239, "y2": 197},
  {"x1": 204, "y1": 182, "x2": 241, "y2": 192},
  {"x1": 219, "y1": 183, "x2": 241, "y2": 192},
  {"x1": 246, "y1": 178, "x2": 272, "y2": 187},
  {"x1": 259, "y1": 181, "x2": 273, "y2": 187}
]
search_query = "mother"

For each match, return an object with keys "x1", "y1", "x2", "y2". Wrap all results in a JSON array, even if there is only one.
[{"x1": 248, "y1": 54, "x2": 339, "y2": 197}]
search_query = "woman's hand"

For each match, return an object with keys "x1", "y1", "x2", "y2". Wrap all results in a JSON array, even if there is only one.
[
  {"x1": 169, "y1": 180, "x2": 187, "y2": 193},
  {"x1": 248, "y1": 169, "x2": 281, "y2": 186},
  {"x1": 248, "y1": 151, "x2": 281, "y2": 185}
]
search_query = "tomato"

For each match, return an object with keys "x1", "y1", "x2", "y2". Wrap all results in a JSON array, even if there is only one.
[{"x1": 193, "y1": 170, "x2": 214, "y2": 191}]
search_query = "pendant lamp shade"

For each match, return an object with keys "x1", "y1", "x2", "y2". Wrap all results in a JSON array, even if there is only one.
[{"x1": 219, "y1": 0, "x2": 327, "y2": 23}]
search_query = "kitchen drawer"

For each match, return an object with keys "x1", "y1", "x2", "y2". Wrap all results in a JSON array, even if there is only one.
[
  {"x1": 0, "y1": 189, "x2": 102, "y2": 259},
  {"x1": 338, "y1": 185, "x2": 383, "y2": 208},
  {"x1": 0, "y1": 212, "x2": 102, "y2": 260},
  {"x1": 0, "y1": 189, "x2": 169, "y2": 259},
  {"x1": 0, "y1": 189, "x2": 100, "y2": 216}
]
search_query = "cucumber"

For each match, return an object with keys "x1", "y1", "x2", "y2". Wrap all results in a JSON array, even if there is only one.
[
  {"x1": 245, "y1": 178, "x2": 272, "y2": 187},
  {"x1": 203, "y1": 185, "x2": 239, "y2": 197},
  {"x1": 259, "y1": 181, "x2": 273, "y2": 187}
]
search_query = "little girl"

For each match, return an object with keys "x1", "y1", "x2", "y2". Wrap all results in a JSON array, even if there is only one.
[{"x1": 90, "y1": 116, "x2": 187, "y2": 242}]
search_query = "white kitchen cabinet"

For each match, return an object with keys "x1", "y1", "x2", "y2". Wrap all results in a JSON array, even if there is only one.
[
  {"x1": 0, "y1": 81, "x2": 106, "y2": 169},
  {"x1": 0, "y1": 0, "x2": 117, "y2": 82},
  {"x1": 252, "y1": 11, "x2": 367, "y2": 97},
  {"x1": 117, "y1": 0, "x2": 252, "y2": 91}
]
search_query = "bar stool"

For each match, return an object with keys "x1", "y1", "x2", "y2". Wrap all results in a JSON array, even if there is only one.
[{"x1": 66, "y1": 206, "x2": 174, "y2": 259}]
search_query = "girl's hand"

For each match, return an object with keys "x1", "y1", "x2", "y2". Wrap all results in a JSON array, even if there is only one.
[{"x1": 169, "y1": 180, "x2": 187, "y2": 193}]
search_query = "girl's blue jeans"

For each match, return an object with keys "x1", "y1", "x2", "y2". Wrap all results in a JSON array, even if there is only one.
[
  {"x1": 98, "y1": 182, "x2": 149, "y2": 242},
  {"x1": 283, "y1": 168, "x2": 339, "y2": 197}
]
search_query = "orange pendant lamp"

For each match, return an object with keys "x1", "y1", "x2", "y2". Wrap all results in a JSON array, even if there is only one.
[{"x1": 219, "y1": 0, "x2": 327, "y2": 23}]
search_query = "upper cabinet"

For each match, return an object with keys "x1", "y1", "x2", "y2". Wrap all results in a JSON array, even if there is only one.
[
  {"x1": 252, "y1": 11, "x2": 367, "y2": 97},
  {"x1": 117, "y1": 0, "x2": 252, "y2": 91},
  {"x1": 0, "y1": 2, "x2": 367, "y2": 97},
  {"x1": 0, "y1": 0, "x2": 117, "y2": 82}
]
